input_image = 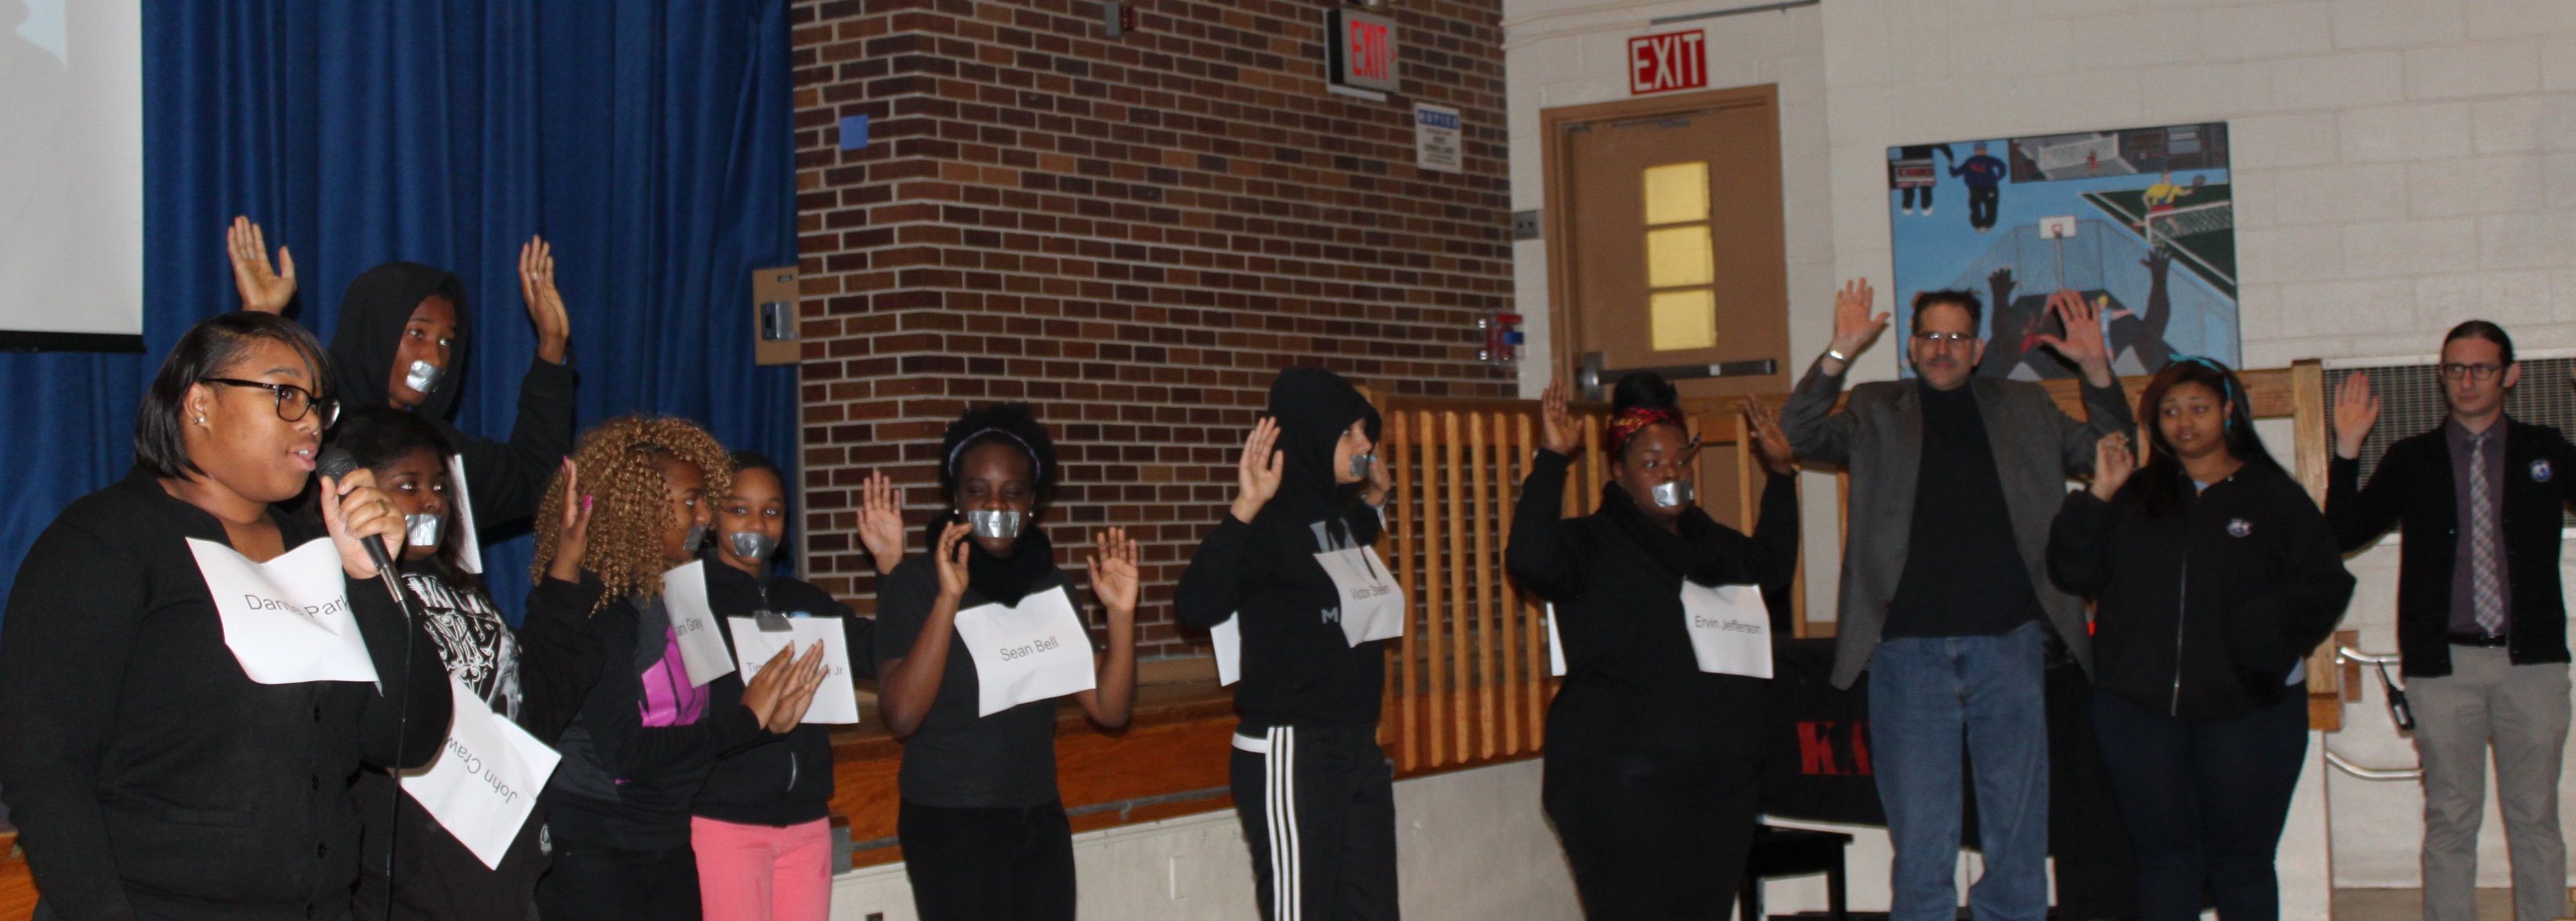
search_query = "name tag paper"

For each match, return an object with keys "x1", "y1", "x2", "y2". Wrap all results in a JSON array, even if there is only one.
[
  {"x1": 402, "y1": 676, "x2": 561, "y2": 870},
  {"x1": 725, "y1": 616, "x2": 861, "y2": 724},
  {"x1": 187, "y1": 537, "x2": 378, "y2": 685},
  {"x1": 1212, "y1": 613, "x2": 1241, "y2": 686},
  {"x1": 446, "y1": 454, "x2": 482, "y2": 574},
  {"x1": 1315, "y1": 546, "x2": 1404, "y2": 647},
  {"x1": 1545, "y1": 604, "x2": 1566, "y2": 677},
  {"x1": 659, "y1": 561, "x2": 736, "y2": 688},
  {"x1": 1682, "y1": 583, "x2": 1772, "y2": 678},
  {"x1": 952, "y1": 587, "x2": 1096, "y2": 717}
]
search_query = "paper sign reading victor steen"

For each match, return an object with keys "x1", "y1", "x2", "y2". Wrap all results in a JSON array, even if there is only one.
[{"x1": 186, "y1": 537, "x2": 378, "y2": 684}]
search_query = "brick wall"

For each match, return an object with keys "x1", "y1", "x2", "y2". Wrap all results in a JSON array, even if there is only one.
[{"x1": 789, "y1": 0, "x2": 1513, "y2": 656}]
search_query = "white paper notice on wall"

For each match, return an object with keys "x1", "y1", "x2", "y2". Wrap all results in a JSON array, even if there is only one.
[
  {"x1": 1414, "y1": 103, "x2": 1461, "y2": 174},
  {"x1": 2039, "y1": 215, "x2": 2078, "y2": 239},
  {"x1": 402, "y1": 676, "x2": 561, "y2": 870},
  {"x1": 1212, "y1": 612, "x2": 1241, "y2": 686},
  {"x1": 187, "y1": 537, "x2": 378, "y2": 685},
  {"x1": 725, "y1": 616, "x2": 861, "y2": 724},
  {"x1": 659, "y1": 561, "x2": 737, "y2": 688}
]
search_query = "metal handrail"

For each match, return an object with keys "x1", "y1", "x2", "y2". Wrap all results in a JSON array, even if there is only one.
[
  {"x1": 2325, "y1": 645, "x2": 2423, "y2": 780},
  {"x1": 2337, "y1": 646, "x2": 2401, "y2": 666}
]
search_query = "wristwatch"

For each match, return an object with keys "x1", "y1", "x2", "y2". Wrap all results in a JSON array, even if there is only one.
[{"x1": 1825, "y1": 348, "x2": 1852, "y2": 363}]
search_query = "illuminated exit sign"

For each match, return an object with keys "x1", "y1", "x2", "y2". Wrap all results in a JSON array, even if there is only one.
[
  {"x1": 1628, "y1": 29, "x2": 1707, "y2": 95},
  {"x1": 1328, "y1": 9, "x2": 1399, "y2": 92}
]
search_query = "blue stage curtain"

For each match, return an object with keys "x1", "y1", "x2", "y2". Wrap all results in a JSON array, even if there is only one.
[{"x1": 0, "y1": 0, "x2": 799, "y2": 622}]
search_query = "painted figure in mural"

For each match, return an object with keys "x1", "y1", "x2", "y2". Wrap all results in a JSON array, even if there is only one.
[{"x1": 1950, "y1": 142, "x2": 2009, "y2": 233}]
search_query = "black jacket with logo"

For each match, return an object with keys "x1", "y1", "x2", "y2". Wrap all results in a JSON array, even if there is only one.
[
  {"x1": 695, "y1": 560, "x2": 875, "y2": 828},
  {"x1": 2327, "y1": 417, "x2": 2576, "y2": 677},
  {"x1": 2048, "y1": 462, "x2": 2354, "y2": 721}
]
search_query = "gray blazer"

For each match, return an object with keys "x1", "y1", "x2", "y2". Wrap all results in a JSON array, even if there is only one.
[{"x1": 1779, "y1": 357, "x2": 2133, "y2": 688}]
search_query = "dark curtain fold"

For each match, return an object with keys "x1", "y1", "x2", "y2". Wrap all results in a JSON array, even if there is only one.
[{"x1": 0, "y1": 0, "x2": 799, "y2": 622}]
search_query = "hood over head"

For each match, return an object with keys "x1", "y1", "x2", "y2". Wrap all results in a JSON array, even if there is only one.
[
  {"x1": 1259, "y1": 367, "x2": 1382, "y2": 536},
  {"x1": 331, "y1": 262, "x2": 471, "y2": 419}
]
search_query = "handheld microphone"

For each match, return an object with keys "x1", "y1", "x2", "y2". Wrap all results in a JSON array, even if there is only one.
[{"x1": 318, "y1": 448, "x2": 407, "y2": 609}]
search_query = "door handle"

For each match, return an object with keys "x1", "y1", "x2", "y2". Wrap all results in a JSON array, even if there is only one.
[{"x1": 1577, "y1": 352, "x2": 1777, "y2": 400}]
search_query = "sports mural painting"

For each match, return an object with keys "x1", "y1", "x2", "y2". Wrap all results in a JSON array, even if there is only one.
[{"x1": 1888, "y1": 122, "x2": 2239, "y2": 380}]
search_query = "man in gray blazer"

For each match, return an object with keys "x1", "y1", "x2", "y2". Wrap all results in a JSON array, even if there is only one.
[{"x1": 1781, "y1": 279, "x2": 2130, "y2": 921}]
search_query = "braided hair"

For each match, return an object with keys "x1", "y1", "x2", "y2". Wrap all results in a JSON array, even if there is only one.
[{"x1": 530, "y1": 415, "x2": 734, "y2": 612}]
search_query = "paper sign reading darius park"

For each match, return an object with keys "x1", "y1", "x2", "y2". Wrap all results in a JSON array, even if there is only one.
[
  {"x1": 402, "y1": 677, "x2": 562, "y2": 870},
  {"x1": 952, "y1": 586, "x2": 1097, "y2": 717},
  {"x1": 659, "y1": 560, "x2": 737, "y2": 688},
  {"x1": 725, "y1": 616, "x2": 861, "y2": 724},
  {"x1": 187, "y1": 537, "x2": 378, "y2": 685}
]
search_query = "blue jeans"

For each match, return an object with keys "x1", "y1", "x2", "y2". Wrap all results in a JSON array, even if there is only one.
[{"x1": 1868, "y1": 620, "x2": 2050, "y2": 921}]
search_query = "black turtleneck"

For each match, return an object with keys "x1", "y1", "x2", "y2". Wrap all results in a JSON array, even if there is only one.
[{"x1": 1885, "y1": 381, "x2": 2043, "y2": 637}]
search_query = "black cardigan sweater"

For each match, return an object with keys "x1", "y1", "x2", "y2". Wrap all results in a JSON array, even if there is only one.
[
  {"x1": 694, "y1": 560, "x2": 875, "y2": 828},
  {"x1": 1504, "y1": 450, "x2": 1798, "y2": 756},
  {"x1": 0, "y1": 469, "x2": 452, "y2": 921},
  {"x1": 2327, "y1": 417, "x2": 2576, "y2": 677},
  {"x1": 2049, "y1": 462, "x2": 2355, "y2": 720}
]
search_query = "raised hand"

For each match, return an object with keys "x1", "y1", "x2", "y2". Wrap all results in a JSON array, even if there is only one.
[
  {"x1": 227, "y1": 216, "x2": 297, "y2": 313},
  {"x1": 1087, "y1": 528, "x2": 1140, "y2": 615},
  {"x1": 859, "y1": 470, "x2": 905, "y2": 575},
  {"x1": 2333, "y1": 371, "x2": 2380, "y2": 460},
  {"x1": 546, "y1": 460, "x2": 593, "y2": 582},
  {"x1": 1230, "y1": 417, "x2": 1284, "y2": 524},
  {"x1": 1362, "y1": 443, "x2": 1393, "y2": 507},
  {"x1": 2090, "y1": 432, "x2": 2136, "y2": 501},
  {"x1": 740, "y1": 641, "x2": 828, "y2": 733},
  {"x1": 1826, "y1": 278, "x2": 1888, "y2": 370},
  {"x1": 2035, "y1": 289, "x2": 2114, "y2": 385},
  {"x1": 518, "y1": 236, "x2": 571, "y2": 364},
  {"x1": 319, "y1": 468, "x2": 402, "y2": 580},
  {"x1": 1743, "y1": 397, "x2": 1796, "y2": 475},
  {"x1": 932, "y1": 521, "x2": 973, "y2": 601},
  {"x1": 1540, "y1": 377, "x2": 1579, "y2": 457}
]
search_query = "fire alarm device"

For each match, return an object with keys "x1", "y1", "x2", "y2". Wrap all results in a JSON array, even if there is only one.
[{"x1": 751, "y1": 266, "x2": 800, "y2": 366}]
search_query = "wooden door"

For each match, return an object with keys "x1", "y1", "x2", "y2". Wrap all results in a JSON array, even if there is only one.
[{"x1": 1543, "y1": 85, "x2": 1790, "y2": 399}]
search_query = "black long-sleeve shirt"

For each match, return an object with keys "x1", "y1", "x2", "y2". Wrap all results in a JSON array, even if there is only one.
[
  {"x1": 695, "y1": 562, "x2": 874, "y2": 827},
  {"x1": 539, "y1": 576, "x2": 775, "y2": 851},
  {"x1": 1175, "y1": 508, "x2": 1389, "y2": 731},
  {"x1": 1505, "y1": 451, "x2": 1797, "y2": 753},
  {"x1": 439, "y1": 359, "x2": 578, "y2": 537},
  {"x1": 0, "y1": 469, "x2": 453, "y2": 921},
  {"x1": 2049, "y1": 463, "x2": 2354, "y2": 720}
]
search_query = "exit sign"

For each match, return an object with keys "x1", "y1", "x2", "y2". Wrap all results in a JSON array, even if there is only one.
[
  {"x1": 1328, "y1": 9, "x2": 1399, "y2": 92},
  {"x1": 1628, "y1": 29, "x2": 1707, "y2": 95}
]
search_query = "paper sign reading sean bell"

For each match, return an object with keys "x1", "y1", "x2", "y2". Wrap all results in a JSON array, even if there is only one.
[{"x1": 187, "y1": 537, "x2": 378, "y2": 684}]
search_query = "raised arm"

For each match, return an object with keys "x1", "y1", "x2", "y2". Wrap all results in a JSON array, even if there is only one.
[
  {"x1": 2324, "y1": 371, "x2": 2401, "y2": 551},
  {"x1": 1175, "y1": 419, "x2": 1281, "y2": 629},
  {"x1": 227, "y1": 216, "x2": 297, "y2": 314},
  {"x1": 877, "y1": 522, "x2": 974, "y2": 738},
  {"x1": 1073, "y1": 528, "x2": 1140, "y2": 730},
  {"x1": 1505, "y1": 381, "x2": 1587, "y2": 601},
  {"x1": 2047, "y1": 434, "x2": 2136, "y2": 598},
  {"x1": 1781, "y1": 279, "x2": 1884, "y2": 466}
]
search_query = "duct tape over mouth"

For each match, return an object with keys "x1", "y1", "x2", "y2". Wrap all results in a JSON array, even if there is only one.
[
  {"x1": 967, "y1": 509, "x2": 1024, "y2": 540},
  {"x1": 1650, "y1": 480, "x2": 1693, "y2": 509},
  {"x1": 405, "y1": 513, "x2": 443, "y2": 547},
  {"x1": 403, "y1": 360, "x2": 445, "y2": 395}
]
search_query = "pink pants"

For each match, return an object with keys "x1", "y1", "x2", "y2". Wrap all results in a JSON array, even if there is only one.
[{"x1": 691, "y1": 815, "x2": 835, "y2": 921}]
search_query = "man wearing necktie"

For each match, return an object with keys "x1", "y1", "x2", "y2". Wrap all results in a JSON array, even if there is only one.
[{"x1": 2329, "y1": 320, "x2": 2576, "y2": 921}]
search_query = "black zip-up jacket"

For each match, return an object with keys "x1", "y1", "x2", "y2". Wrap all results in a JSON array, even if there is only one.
[
  {"x1": 2327, "y1": 417, "x2": 2576, "y2": 677},
  {"x1": 0, "y1": 469, "x2": 453, "y2": 921},
  {"x1": 2048, "y1": 462, "x2": 2355, "y2": 720},
  {"x1": 695, "y1": 561, "x2": 875, "y2": 827},
  {"x1": 538, "y1": 576, "x2": 776, "y2": 852},
  {"x1": 352, "y1": 560, "x2": 605, "y2": 920},
  {"x1": 1505, "y1": 450, "x2": 1797, "y2": 755}
]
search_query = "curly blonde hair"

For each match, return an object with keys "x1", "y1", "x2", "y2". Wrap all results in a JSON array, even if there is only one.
[{"x1": 531, "y1": 414, "x2": 735, "y2": 612}]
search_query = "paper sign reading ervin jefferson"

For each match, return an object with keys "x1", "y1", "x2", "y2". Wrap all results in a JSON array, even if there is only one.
[
  {"x1": 952, "y1": 586, "x2": 1097, "y2": 717},
  {"x1": 187, "y1": 537, "x2": 378, "y2": 685},
  {"x1": 402, "y1": 676, "x2": 561, "y2": 870},
  {"x1": 658, "y1": 560, "x2": 737, "y2": 688}
]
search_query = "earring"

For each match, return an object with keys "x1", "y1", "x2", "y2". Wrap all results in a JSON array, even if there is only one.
[{"x1": 195, "y1": 415, "x2": 207, "y2": 426}]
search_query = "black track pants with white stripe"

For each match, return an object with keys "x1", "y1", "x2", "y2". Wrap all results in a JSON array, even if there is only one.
[{"x1": 1230, "y1": 723, "x2": 1400, "y2": 921}]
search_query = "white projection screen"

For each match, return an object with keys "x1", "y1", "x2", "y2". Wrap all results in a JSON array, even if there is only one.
[{"x1": 0, "y1": 0, "x2": 142, "y2": 351}]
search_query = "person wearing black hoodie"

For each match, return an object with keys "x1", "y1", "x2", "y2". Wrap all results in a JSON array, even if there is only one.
[
  {"x1": 2047, "y1": 358, "x2": 2354, "y2": 920},
  {"x1": 0, "y1": 312, "x2": 451, "y2": 921},
  {"x1": 233, "y1": 223, "x2": 577, "y2": 537},
  {"x1": 526, "y1": 416, "x2": 829, "y2": 921},
  {"x1": 1505, "y1": 374, "x2": 1800, "y2": 920},
  {"x1": 1175, "y1": 367, "x2": 1402, "y2": 921},
  {"x1": 330, "y1": 406, "x2": 606, "y2": 920},
  {"x1": 873, "y1": 404, "x2": 1139, "y2": 921},
  {"x1": 692, "y1": 450, "x2": 877, "y2": 921}
]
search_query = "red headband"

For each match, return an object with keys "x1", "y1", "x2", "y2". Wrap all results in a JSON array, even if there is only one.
[{"x1": 1606, "y1": 407, "x2": 1685, "y2": 457}]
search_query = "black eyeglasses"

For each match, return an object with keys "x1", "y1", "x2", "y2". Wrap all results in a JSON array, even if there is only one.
[
  {"x1": 2440, "y1": 363, "x2": 2506, "y2": 381},
  {"x1": 203, "y1": 377, "x2": 340, "y2": 426}
]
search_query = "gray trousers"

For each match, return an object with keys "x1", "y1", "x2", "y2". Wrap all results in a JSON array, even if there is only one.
[{"x1": 2412, "y1": 647, "x2": 2571, "y2": 921}]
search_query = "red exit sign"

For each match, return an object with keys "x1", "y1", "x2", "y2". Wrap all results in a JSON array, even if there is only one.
[
  {"x1": 1328, "y1": 9, "x2": 1400, "y2": 92},
  {"x1": 1628, "y1": 29, "x2": 1707, "y2": 95}
]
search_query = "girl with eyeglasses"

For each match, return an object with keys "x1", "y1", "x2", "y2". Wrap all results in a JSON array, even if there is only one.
[
  {"x1": 0, "y1": 312, "x2": 453, "y2": 921},
  {"x1": 1505, "y1": 371, "x2": 1800, "y2": 919},
  {"x1": 2047, "y1": 357, "x2": 2354, "y2": 919}
]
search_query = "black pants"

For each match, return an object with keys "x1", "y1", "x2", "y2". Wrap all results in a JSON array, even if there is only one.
[
  {"x1": 1902, "y1": 185, "x2": 1932, "y2": 209},
  {"x1": 898, "y1": 798, "x2": 1076, "y2": 921},
  {"x1": 1544, "y1": 742, "x2": 1759, "y2": 919},
  {"x1": 2093, "y1": 688, "x2": 2308, "y2": 921},
  {"x1": 533, "y1": 841, "x2": 701, "y2": 921},
  {"x1": 1968, "y1": 185, "x2": 2000, "y2": 229},
  {"x1": 33, "y1": 903, "x2": 355, "y2": 921},
  {"x1": 1230, "y1": 723, "x2": 1399, "y2": 921}
]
